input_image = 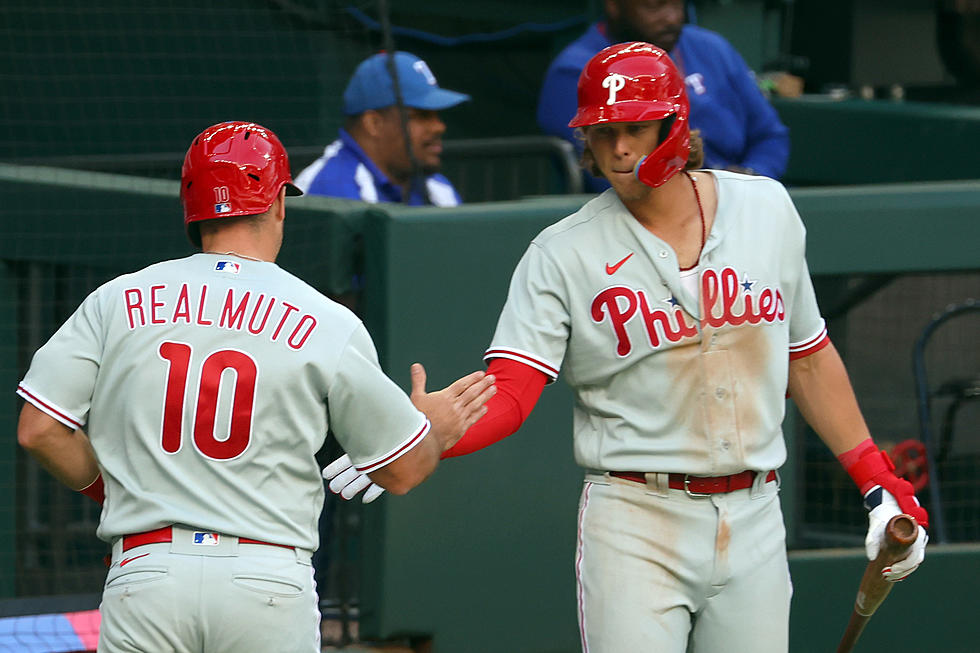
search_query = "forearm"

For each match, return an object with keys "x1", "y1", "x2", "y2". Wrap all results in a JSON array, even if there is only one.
[
  {"x1": 790, "y1": 342, "x2": 930, "y2": 532},
  {"x1": 366, "y1": 427, "x2": 442, "y2": 495},
  {"x1": 787, "y1": 341, "x2": 871, "y2": 456},
  {"x1": 443, "y1": 358, "x2": 546, "y2": 458},
  {"x1": 17, "y1": 403, "x2": 100, "y2": 490}
]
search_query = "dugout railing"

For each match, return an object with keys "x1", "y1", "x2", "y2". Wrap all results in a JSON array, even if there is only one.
[{"x1": 10, "y1": 134, "x2": 584, "y2": 204}]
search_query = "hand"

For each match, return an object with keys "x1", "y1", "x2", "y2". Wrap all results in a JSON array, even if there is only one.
[
  {"x1": 409, "y1": 363, "x2": 495, "y2": 452},
  {"x1": 322, "y1": 454, "x2": 385, "y2": 503},
  {"x1": 865, "y1": 488, "x2": 928, "y2": 581}
]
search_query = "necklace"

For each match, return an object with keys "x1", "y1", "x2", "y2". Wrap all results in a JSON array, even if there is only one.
[
  {"x1": 681, "y1": 171, "x2": 706, "y2": 271},
  {"x1": 204, "y1": 250, "x2": 265, "y2": 262}
]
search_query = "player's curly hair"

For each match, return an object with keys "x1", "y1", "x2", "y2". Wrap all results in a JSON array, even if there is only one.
[{"x1": 577, "y1": 127, "x2": 705, "y2": 180}]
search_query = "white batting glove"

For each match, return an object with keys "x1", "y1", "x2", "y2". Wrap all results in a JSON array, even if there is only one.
[
  {"x1": 322, "y1": 454, "x2": 385, "y2": 503},
  {"x1": 864, "y1": 487, "x2": 928, "y2": 582}
]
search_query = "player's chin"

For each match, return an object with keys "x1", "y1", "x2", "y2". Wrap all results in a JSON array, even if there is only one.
[
  {"x1": 418, "y1": 157, "x2": 442, "y2": 175},
  {"x1": 609, "y1": 174, "x2": 649, "y2": 199},
  {"x1": 653, "y1": 31, "x2": 681, "y2": 52}
]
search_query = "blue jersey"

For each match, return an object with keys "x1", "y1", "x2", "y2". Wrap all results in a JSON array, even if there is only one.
[
  {"x1": 294, "y1": 129, "x2": 462, "y2": 206},
  {"x1": 537, "y1": 23, "x2": 790, "y2": 190}
]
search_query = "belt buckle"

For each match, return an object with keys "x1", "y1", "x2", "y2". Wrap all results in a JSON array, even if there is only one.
[{"x1": 684, "y1": 475, "x2": 711, "y2": 498}]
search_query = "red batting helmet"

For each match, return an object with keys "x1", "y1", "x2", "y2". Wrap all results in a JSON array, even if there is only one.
[
  {"x1": 569, "y1": 41, "x2": 690, "y2": 188},
  {"x1": 180, "y1": 121, "x2": 302, "y2": 246}
]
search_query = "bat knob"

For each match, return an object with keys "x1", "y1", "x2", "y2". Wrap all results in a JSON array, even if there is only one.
[{"x1": 885, "y1": 514, "x2": 918, "y2": 548}]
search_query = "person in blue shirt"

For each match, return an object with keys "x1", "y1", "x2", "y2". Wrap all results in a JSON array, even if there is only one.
[
  {"x1": 296, "y1": 51, "x2": 470, "y2": 205},
  {"x1": 538, "y1": 0, "x2": 790, "y2": 191}
]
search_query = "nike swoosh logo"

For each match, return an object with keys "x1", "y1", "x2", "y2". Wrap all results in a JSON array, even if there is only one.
[
  {"x1": 605, "y1": 252, "x2": 634, "y2": 275},
  {"x1": 119, "y1": 553, "x2": 150, "y2": 567}
]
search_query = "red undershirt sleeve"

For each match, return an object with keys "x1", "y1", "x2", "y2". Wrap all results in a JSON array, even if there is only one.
[{"x1": 441, "y1": 357, "x2": 548, "y2": 458}]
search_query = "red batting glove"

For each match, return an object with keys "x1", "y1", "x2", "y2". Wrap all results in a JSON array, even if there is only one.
[{"x1": 838, "y1": 438, "x2": 929, "y2": 529}]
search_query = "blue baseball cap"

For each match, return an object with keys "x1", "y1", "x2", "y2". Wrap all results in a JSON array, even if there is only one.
[{"x1": 343, "y1": 51, "x2": 471, "y2": 116}]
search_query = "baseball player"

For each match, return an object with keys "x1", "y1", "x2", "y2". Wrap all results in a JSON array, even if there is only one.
[
  {"x1": 16, "y1": 121, "x2": 495, "y2": 653},
  {"x1": 325, "y1": 44, "x2": 928, "y2": 652}
]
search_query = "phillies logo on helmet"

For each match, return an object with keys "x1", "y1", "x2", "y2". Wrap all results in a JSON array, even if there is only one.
[{"x1": 602, "y1": 73, "x2": 628, "y2": 105}]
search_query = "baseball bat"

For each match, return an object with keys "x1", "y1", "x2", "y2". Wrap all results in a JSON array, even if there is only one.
[{"x1": 835, "y1": 514, "x2": 919, "y2": 653}]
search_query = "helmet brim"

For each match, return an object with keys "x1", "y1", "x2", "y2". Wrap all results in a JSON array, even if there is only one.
[{"x1": 568, "y1": 100, "x2": 680, "y2": 128}]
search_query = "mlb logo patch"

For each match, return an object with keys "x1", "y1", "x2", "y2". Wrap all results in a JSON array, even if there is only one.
[
  {"x1": 193, "y1": 532, "x2": 220, "y2": 546},
  {"x1": 214, "y1": 202, "x2": 232, "y2": 214},
  {"x1": 215, "y1": 260, "x2": 240, "y2": 274}
]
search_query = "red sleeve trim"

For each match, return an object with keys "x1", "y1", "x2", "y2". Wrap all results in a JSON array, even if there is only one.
[
  {"x1": 788, "y1": 327, "x2": 830, "y2": 361},
  {"x1": 16, "y1": 385, "x2": 84, "y2": 430},
  {"x1": 484, "y1": 347, "x2": 559, "y2": 381},
  {"x1": 442, "y1": 358, "x2": 548, "y2": 458},
  {"x1": 355, "y1": 419, "x2": 430, "y2": 474}
]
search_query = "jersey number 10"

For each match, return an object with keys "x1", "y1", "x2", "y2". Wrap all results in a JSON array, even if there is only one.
[{"x1": 158, "y1": 341, "x2": 257, "y2": 460}]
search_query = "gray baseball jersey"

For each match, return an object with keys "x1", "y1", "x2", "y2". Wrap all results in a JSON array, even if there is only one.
[
  {"x1": 17, "y1": 253, "x2": 428, "y2": 550},
  {"x1": 486, "y1": 171, "x2": 828, "y2": 475}
]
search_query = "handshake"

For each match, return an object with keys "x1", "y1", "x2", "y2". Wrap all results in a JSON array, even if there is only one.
[{"x1": 321, "y1": 362, "x2": 496, "y2": 504}]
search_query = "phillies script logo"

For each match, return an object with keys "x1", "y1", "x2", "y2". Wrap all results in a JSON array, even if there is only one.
[{"x1": 591, "y1": 267, "x2": 786, "y2": 357}]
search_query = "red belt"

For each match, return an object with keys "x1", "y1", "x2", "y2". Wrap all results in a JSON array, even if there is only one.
[
  {"x1": 610, "y1": 470, "x2": 777, "y2": 497},
  {"x1": 121, "y1": 526, "x2": 293, "y2": 553}
]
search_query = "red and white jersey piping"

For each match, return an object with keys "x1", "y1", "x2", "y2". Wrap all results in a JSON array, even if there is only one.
[
  {"x1": 788, "y1": 320, "x2": 829, "y2": 360},
  {"x1": 354, "y1": 417, "x2": 430, "y2": 474},
  {"x1": 484, "y1": 346, "x2": 559, "y2": 381},
  {"x1": 17, "y1": 383, "x2": 84, "y2": 431}
]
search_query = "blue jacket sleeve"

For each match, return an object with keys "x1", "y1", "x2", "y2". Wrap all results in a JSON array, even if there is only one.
[
  {"x1": 722, "y1": 44, "x2": 790, "y2": 179},
  {"x1": 537, "y1": 49, "x2": 611, "y2": 193},
  {"x1": 537, "y1": 60, "x2": 581, "y2": 149}
]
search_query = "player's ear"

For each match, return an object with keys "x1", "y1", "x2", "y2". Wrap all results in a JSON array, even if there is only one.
[
  {"x1": 361, "y1": 110, "x2": 384, "y2": 138},
  {"x1": 275, "y1": 187, "x2": 286, "y2": 222}
]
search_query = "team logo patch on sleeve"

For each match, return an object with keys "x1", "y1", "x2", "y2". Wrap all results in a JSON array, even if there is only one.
[
  {"x1": 214, "y1": 202, "x2": 232, "y2": 214},
  {"x1": 193, "y1": 532, "x2": 220, "y2": 546},
  {"x1": 214, "y1": 260, "x2": 240, "y2": 274}
]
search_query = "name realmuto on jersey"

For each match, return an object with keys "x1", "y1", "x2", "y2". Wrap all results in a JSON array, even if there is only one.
[
  {"x1": 122, "y1": 283, "x2": 317, "y2": 351},
  {"x1": 592, "y1": 267, "x2": 786, "y2": 356}
]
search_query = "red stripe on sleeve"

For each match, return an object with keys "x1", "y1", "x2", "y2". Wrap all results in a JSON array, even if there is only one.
[
  {"x1": 355, "y1": 420, "x2": 430, "y2": 473},
  {"x1": 789, "y1": 331, "x2": 831, "y2": 360},
  {"x1": 483, "y1": 348, "x2": 558, "y2": 378},
  {"x1": 17, "y1": 385, "x2": 84, "y2": 430}
]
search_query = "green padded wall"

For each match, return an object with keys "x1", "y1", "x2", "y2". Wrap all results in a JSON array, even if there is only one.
[
  {"x1": 775, "y1": 99, "x2": 980, "y2": 186},
  {"x1": 787, "y1": 544, "x2": 980, "y2": 653},
  {"x1": 359, "y1": 199, "x2": 586, "y2": 652},
  {"x1": 2, "y1": 167, "x2": 978, "y2": 651},
  {"x1": 0, "y1": 164, "x2": 375, "y2": 597}
]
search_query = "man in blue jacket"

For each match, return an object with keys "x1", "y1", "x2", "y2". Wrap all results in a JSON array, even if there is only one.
[
  {"x1": 296, "y1": 51, "x2": 470, "y2": 205},
  {"x1": 538, "y1": 0, "x2": 789, "y2": 191}
]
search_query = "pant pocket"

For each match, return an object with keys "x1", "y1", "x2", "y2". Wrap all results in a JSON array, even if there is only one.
[
  {"x1": 232, "y1": 557, "x2": 306, "y2": 597},
  {"x1": 232, "y1": 573, "x2": 304, "y2": 597},
  {"x1": 105, "y1": 565, "x2": 169, "y2": 590}
]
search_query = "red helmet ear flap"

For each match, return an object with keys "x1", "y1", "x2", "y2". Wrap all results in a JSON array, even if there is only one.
[{"x1": 634, "y1": 111, "x2": 690, "y2": 188}]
